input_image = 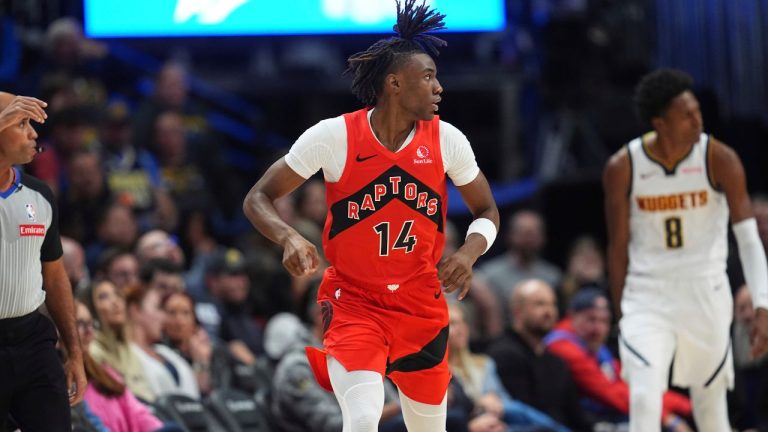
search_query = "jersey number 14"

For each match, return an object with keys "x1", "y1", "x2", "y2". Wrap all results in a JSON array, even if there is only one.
[
  {"x1": 373, "y1": 220, "x2": 417, "y2": 256},
  {"x1": 664, "y1": 217, "x2": 683, "y2": 249}
]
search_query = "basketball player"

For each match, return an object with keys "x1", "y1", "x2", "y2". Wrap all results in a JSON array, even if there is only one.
[
  {"x1": 0, "y1": 92, "x2": 86, "y2": 429},
  {"x1": 243, "y1": 1, "x2": 499, "y2": 430},
  {"x1": 603, "y1": 69, "x2": 768, "y2": 431}
]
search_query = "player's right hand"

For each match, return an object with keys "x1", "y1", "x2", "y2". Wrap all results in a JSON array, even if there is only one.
[
  {"x1": 282, "y1": 233, "x2": 320, "y2": 277},
  {"x1": 0, "y1": 95, "x2": 47, "y2": 127}
]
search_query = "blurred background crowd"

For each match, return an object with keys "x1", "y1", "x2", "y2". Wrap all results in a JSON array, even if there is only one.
[{"x1": 1, "y1": 0, "x2": 768, "y2": 431}]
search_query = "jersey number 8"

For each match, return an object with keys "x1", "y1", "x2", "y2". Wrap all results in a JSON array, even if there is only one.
[{"x1": 664, "y1": 217, "x2": 683, "y2": 249}]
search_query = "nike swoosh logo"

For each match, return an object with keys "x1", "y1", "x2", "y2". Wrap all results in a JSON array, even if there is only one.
[
  {"x1": 356, "y1": 154, "x2": 377, "y2": 162},
  {"x1": 434, "y1": 290, "x2": 441, "y2": 300}
]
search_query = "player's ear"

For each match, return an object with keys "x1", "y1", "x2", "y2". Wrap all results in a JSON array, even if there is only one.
[
  {"x1": 651, "y1": 116, "x2": 665, "y2": 133},
  {"x1": 383, "y1": 73, "x2": 401, "y2": 95}
]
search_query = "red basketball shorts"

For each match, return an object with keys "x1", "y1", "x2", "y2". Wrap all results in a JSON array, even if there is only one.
[{"x1": 306, "y1": 267, "x2": 450, "y2": 405}]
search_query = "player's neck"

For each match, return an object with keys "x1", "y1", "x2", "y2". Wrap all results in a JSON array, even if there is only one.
[
  {"x1": 646, "y1": 132, "x2": 693, "y2": 166},
  {"x1": 370, "y1": 104, "x2": 415, "y2": 152}
]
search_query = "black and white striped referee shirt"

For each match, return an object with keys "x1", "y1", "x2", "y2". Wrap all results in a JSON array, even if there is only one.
[{"x1": 0, "y1": 167, "x2": 63, "y2": 319}]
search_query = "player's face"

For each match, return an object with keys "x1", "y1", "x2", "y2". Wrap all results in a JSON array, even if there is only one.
[
  {"x1": 0, "y1": 115, "x2": 39, "y2": 165},
  {"x1": 656, "y1": 91, "x2": 703, "y2": 146},
  {"x1": 396, "y1": 53, "x2": 443, "y2": 121}
]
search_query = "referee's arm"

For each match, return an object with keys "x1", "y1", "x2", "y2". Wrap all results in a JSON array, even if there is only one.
[{"x1": 42, "y1": 258, "x2": 87, "y2": 405}]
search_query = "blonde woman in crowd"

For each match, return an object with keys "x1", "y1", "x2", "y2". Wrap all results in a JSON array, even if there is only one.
[
  {"x1": 82, "y1": 279, "x2": 155, "y2": 402},
  {"x1": 76, "y1": 299, "x2": 165, "y2": 432}
]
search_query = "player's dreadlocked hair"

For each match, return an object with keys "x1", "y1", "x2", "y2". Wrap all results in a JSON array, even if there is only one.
[
  {"x1": 346, "y1": 0, "x2": 447, "y2": 107},
  {"x1": 634, "y1": 68, "x2": 694, "y2": 127}
]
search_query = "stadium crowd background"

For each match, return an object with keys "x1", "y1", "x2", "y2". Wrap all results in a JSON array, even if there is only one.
[{"x1": 1, "y1": 0, "x2": 767, "y2": 431}]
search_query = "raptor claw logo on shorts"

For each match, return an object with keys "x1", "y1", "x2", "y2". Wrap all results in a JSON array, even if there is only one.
[{"x1": 320, "y1": 301, "x2": 333, "y2": 334}]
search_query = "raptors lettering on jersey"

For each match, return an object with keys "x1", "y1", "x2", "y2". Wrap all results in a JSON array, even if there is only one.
[{"x1": 346, "y1": 175, "x2": 439, "y2": 219}]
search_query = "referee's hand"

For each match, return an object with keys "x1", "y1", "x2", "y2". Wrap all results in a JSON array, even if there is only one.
[
  {"x1": 65, "y1": 356, "x2": 87, "y2": 406},
  {"x1": 0, "y1": 95, "x2": 47, "y2": 128}
]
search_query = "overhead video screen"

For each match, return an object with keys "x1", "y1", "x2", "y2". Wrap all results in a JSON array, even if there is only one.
[{"x1": 83, "y1": 0, "x2": 506, "y2": 38}]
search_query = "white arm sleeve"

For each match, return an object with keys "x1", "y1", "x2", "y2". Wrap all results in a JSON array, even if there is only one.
[
  {"x1": 284, "y1": 117, "x2": 348, "y2": 181},
  {"x1": 733, "y1": 218, "x2": 768, "y2": 310},
  {"x1": 440, "y1": 120, "x2": 480, "y2": 186}
]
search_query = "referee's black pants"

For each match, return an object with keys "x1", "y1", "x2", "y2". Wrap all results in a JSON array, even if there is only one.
[{"x1": 0, "y1": 311, "x2": 70, "y2": 431}]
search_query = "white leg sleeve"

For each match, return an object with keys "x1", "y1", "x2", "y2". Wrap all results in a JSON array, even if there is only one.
[
  {"x1": 328, "y1": 356, "x2": 385, "y2": 432},
  {"x1": 398, "y1": 388, "x2": 447, "y2": 432},
  {"x1": 690, "y1": 377, "x2": 730, "y2": 432}
]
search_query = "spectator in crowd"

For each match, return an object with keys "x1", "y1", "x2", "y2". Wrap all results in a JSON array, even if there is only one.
[
  {"x1": 447, "y1": 302, "x2": 569, "y2": 431},
  {"x1": 76, "y1": 299, "x2": 165, "y2": 432},
  {"x1": 58, "y1": 150, "x2": 112, "y2": 244},
  {"x1": 86, "y1": 202, "x2": 139, "y2": 271},
  {"x1": 98, "y1": 99, "x2": 175, "y2": 233},
  {"x1": 444, "y1": 220, "x2": 503, "y2": 342},
  {"x1": 29, "y1": 106, "x2": 93, "y2": 196},
  {"x1": 478, "y1": 210, "x2": 562, "y2": 324},
  {"x1": 96, "y1": 248, "x2": 140, "y2": 292},
  {"x1": 62, "y1": 235, "x2": 90, "y2": 294},
  {"x1": 294, "y1": 178, "x2": 327, "y2": 236},
  {"x1": 125, "y1": 283, "x2": 200, "y2": 399},
  {"x1": 161, "y1": 291, "x2": 231, "y2": 395},
  {"x1": 148, "y1": 110, "x2": 211, "y2": 216},
  {"x1": 545, "y1": 288, "x2": 692, "y2": 430},
  {"x1": 197, "y1": 248, "x2": 265, "y2": 366},
  {"x1": 135, "y1": 229, "x2": 185, "y2": 267},
  {"x1": 731, "y1": 284, "x2": 768, "y2": 430},
  {"x1": 140, "y1": 258, "x2": 186, "y2": 298},
  {"x1": 556, "y1": 236, "x2": 606, "y2": 314},
  {"x1": 487, "y1": 279, "x2": 592, "y2": 430},
  {"x1": 177, "y1": 210, "x2": 220, "y2": 300},
  {"x1": 132, "y1": 61, "x2": 208, "y2": 152},
  {"x1": 83, "y1": 279, "x2": 155, "y2": 402}
]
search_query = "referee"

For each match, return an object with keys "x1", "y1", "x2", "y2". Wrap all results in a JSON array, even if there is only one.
[{"x1": 0, "y1": 92, "x2": 86, "y2": 430}]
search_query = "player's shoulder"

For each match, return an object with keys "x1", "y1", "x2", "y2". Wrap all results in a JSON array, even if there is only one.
[
  {"x1": 707, "y1": 135, "x2": 739, "y2": 162},
  {"x1": 297, "y1": 115, "x2": 346, "y2": 144},
  {"x1": 604, "y1": 144, "x2": 631, "y2": 173},
  {"x1": 438, "y1": 119, "x2": 465, "y2": 136}
]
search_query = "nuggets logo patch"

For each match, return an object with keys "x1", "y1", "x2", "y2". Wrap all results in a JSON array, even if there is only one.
[{"x1": 19, "y1": 224, "x2": 45, "y2": 237}]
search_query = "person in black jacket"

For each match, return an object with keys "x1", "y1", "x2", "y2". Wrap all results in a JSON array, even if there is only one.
[{"x1": 486, "y1": 279, "x2": 593, "y2": 431}]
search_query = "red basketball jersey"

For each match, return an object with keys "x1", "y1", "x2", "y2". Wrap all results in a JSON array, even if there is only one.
[{"x1": 322, "y1": 108, "x2": 447, "y2": 290}]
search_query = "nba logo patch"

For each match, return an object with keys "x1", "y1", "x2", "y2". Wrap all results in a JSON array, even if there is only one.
[{"x1": 24, "y1": 204, "x2": 37, "y2": 222}]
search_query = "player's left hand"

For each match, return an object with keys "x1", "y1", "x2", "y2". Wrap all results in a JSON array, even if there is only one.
[
  {"x1": 64, "y1": 355, "x2": 87, "y2": 406},
  {"x1": 751, "y1": 307, "x2": 768, "y2": 358},
  {"x1": 438, "y1": 250, "x2": 475, "y2": 300}
]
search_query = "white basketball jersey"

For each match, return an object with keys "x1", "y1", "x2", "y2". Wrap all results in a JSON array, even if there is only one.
[{"x1": 627, "y1": 133, "x2": 729, "y2": 278}]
